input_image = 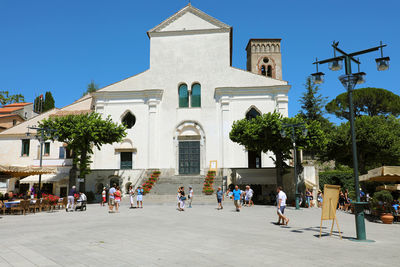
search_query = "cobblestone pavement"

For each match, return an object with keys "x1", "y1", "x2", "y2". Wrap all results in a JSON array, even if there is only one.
[{"x1": 0, "y1": 200, "x2": 399, "y2": 266}]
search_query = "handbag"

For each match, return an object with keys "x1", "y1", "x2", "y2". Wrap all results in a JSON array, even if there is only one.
[{"x1": 180, "y1": 196, "x2": 187, "y2": 201}]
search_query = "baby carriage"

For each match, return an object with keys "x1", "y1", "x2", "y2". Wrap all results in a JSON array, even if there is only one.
[{"x1": 75, "y1": 193, "x2": 87, "y2": 211}]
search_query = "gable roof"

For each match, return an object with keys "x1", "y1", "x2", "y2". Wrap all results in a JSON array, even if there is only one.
[
  {"x1": 147, "y1": 4, "x2": 231, "y2": 37},
  {"x1": 3, "y1": 102, "x2": 32, "y2": 108}
]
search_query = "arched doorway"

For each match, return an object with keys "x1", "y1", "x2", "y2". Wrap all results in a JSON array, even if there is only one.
[
  {"x1": 109, "y1": 176, "x2": 121, "y2": 187},
  {"x1": 246, "y1": 107, "x2": 262, "y2": 168},
  {"x1": 174, "y1": 121, "x2": 205, "y2": 175}
]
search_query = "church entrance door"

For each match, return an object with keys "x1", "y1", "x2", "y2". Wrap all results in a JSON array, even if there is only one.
[{"x1": 179, "y1": 141, "x2": 200, "y2": 175}]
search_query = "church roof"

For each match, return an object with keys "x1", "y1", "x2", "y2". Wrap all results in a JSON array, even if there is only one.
[{"x1": 147, "y1": 4, "x2": 231, "y2": 37}]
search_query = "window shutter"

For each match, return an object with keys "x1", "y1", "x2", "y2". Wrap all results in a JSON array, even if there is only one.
[{"x1": 59, "y1": 147, "x2": 65, "y2": 159}]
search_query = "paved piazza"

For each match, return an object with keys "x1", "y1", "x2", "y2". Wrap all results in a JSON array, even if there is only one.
[{"x1": 0, "y1": 200, "x2": 399, "y2": 266}]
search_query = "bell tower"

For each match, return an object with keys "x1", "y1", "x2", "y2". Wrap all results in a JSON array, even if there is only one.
[{"x1": 246, "y1": 39, "x2": 282, "y2": 80}]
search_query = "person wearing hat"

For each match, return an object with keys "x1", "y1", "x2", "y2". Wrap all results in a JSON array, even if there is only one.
[
  {"x1": 188, "y1": 186, "x2": 193, "y2": 208},
  {"x1": 66, "y1": 185, "x2": 76, "y2": 212},
  {"x1": 136, "y1": 185, "x2": 144, "y2": 208}
]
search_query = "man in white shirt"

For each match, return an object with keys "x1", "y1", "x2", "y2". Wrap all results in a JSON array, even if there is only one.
[
  {"x1": 188, "y1": 186, "x2": 193, "y2": 208},
  {"x1": 276, "y1": 186, "x2": 289, "y2": 226},
  {"x1": 108, "y1": 184, "x2": 116, "y2": 213}
]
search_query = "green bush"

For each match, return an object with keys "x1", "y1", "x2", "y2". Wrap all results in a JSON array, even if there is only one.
[
  {"x1": 372, "y1": 190, "x2": 393, "y2": 213},
  {"x1": 319, "y1": 170, "x2": 354, "y2": 191}
]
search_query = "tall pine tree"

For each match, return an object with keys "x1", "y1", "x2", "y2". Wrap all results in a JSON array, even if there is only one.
[{"x1": 43, "y1": 91, "x2": 55, "y2": 112}]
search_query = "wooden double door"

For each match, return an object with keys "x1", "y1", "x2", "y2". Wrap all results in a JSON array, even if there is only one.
[{"x1": 179, "y1": 141, "x2": 200, "y2": 175}]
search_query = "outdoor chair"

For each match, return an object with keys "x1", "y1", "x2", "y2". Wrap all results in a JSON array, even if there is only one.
[
  {"x1": 35, "y1": 198, "x2": 41, "y2": 212},
  {"x1": 29, "y1": 200, "x2": 36, "y2": 214},
  {"x1": 41, "y1": 199, "x2": 50, "y2": 211},
  {"x1": 0, "y1": 201, "x2": 6, "y2": 215},
  {"x1": 10, "y1": 201, "x2": 24, "y2": 215}
]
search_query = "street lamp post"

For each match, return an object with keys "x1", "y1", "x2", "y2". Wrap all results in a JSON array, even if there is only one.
[
  {"x1": 311, "y1": 41, "x2": 390, "y2": 241},
  {"x1": 281, "y1": 123, "x2": 308, "y2": 210},
  {"x1": 26, "y1": 126, "x2": 57, "y2": 198}
]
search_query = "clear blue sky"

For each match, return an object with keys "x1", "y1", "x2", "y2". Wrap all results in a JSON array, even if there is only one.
[{"x1": 1, "y1": 0, "x2": 399, "y2": 124}]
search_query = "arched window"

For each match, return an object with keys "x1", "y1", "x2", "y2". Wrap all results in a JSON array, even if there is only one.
[
  {"x1": 178, "y1": 84, "x2": 189, "y2": 108},
  {"x1": 267, "y1": 65, "x2": 272, "y2": 77},
  {"x1": 191, "y1": 83, "x2": 201, "y2": 108},
  {"x1": 122, "y1": 112, "x2": 136, "y2": 129},
  {"x1": 261, "y1": 65, "x2": 266, "y2": 76},
  {"x1": 246, "y1": 107, "x2": 261, "y2": 120}
]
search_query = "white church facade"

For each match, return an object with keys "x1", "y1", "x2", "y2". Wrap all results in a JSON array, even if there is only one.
[
  {"x1": 0, "y1": 4, "x2": 297, "y2": 201},
  {"x1": 85, "y1": 4, "x2": 291, "y2": 192}
]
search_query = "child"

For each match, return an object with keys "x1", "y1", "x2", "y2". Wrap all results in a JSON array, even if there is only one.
[{"x1": 216, "y1": 187, "x2": 224, "y2": 210}]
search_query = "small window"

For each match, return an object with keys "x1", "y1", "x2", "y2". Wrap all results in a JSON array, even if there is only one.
[
  {"x1": 24, "y1": 112, "x2": 27, "y2": 119},
  {"x1": 122, "y1": 112, "x2": 136, "y2": 129},
  {"x1": 59, "y1": 147, "x2": 65, "y2": 159},
  {"x1": 12, "y1": 120, "x2": 17, "y2": 126},
  {"x1": 191, "y1": 83, "x2": 201, "y2": 108},
  {"x1": 44, "y1": 142, "x2": 50, "y2": 155},
  {"x1": 267, "y1": 65, "x2": 272, "y2": 77},
  {"x1": 246, "y1": 107, "x2": 261, "y2": 120},
  {"x1": 261, "y1": 65, "x2": 266, "y2": 76},
  {"x1": 21, "y1": 139, "x2": 30, "y2": 156},
  {"x1": 178, "y1": 84, "x2": 189, "y2": 108},
  {"x1": 263, "y1": 57, "x2": 269, "y2": 63},
  {"x1": 120, "y1": 152, "x2": 132, "y2": 169}
]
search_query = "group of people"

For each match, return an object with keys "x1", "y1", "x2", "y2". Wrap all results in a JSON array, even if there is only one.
[
  {"x1": 65, "y1": 186, "x2": 87, "y2": 212},
  {"x1": 177, "y1": 186, "x2": 193, "y2": 211},
  {"x1": 101, "y1": 184, "x2": 144, "y2": 213},
  {"x1": 226, "y1": 185, "x2": 254, "y2": 211}
]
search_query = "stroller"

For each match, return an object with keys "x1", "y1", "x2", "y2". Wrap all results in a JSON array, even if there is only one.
[{"x1": 75, "y1": 193, "x2": 87, "y2": 211}]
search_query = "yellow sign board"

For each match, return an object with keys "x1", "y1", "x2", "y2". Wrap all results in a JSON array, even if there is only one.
[
  {"x1": 209, "y1": 160, "x2": 217, "y2": 172},
  {"x1": 319, "y1": 184, "x2": 342, "y2": 239}
]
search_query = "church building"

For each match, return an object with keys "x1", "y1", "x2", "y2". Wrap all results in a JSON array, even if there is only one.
[{"x1": 85, "y1": 4, "x2": 291, "y2": 196}]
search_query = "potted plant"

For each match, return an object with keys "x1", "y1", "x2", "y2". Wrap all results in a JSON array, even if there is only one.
[{"x1": 373, "y1": 190, "x2": 394, "y2": 224}]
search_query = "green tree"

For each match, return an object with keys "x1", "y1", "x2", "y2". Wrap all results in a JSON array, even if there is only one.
[
  {"x1": 0, "y1": 91, "x2": 25, "y2": 105},
  {"x1": 43, "y1": 91, "x2": 55, "y2": 112},
  {"x1": 39, "y1": 112, "x2": 127, "y2": 191},
  {"x1": 326, "y1": 115, "x2": 400, "y2": 174},
  {"x1": 83, "y1": 81, "x2": 99, "y2": 96},
  {"x1": 326, "y1": 87, "x2": 400, "y2": 120},
  {"x1": 230, "y1": 111, "x2": 327, "y2": 185},
  {"x1": 298, "y1": 77, "x2": 333, "y2": 158}
]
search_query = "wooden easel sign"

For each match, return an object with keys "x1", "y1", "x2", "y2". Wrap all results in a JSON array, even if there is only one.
[
  {"x1": 319, "y1": 184, "x2": 342, "y2": 239},
  {"x1": 209, "y1": 160, "x2": 217, "y2": 172}
]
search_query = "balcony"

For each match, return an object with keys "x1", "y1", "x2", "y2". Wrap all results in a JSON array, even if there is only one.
[{"x1": 32, "y1": 158, "x2": 73, "y2": 167}]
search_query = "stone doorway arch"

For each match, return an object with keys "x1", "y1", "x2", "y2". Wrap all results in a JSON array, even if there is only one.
[{"x1": 174, "y1": 121, "x2": 206, "y2": 175}]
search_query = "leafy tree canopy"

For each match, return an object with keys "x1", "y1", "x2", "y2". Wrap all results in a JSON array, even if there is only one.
[
  {"x1": 230, "y1": 111, "x2": 328, "y2": 185},
  {"x1": 0, "y1": 91, "x2": 25, "y2": 105},
  {"x1": 326, "y1": 87, "x2": 400, "y2": 120},
  {"x1": 39, "y1": 113, "x2": 126, "y2": 190},
  {"x1": 326, "y1": 115, "x2": 400, "y2": 174}
]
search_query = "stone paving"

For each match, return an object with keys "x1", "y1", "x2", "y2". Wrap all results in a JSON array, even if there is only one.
[{"x1": 0, "y1": 199, "x2": 399, "y2": 266}]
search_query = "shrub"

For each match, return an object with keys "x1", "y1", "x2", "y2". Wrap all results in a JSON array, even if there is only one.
[{"x1": 319, "y1": 170, "x2": 354, "y2": 192}]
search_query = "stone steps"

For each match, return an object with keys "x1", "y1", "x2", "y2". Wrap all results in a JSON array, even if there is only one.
[{"x1": 149, "y1": 175, "x2": 222, "y2": 195}]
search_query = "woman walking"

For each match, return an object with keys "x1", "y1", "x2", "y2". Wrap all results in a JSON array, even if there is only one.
[
  {"x1": 129, "y1": 185, "x2": 135, "y2": 208},
  {"x1": 178, "y1": 186, "x2": 186, "y2": 211},
  {"x1": 114, "y1": 186, "x2": 122, "y2": 213},
  {"x1": 216, "y1": 186, "x2": 224, "y2": 210}
]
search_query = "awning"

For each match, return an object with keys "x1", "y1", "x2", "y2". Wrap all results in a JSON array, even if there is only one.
[
  {"x1": 376, "y1": 184, "x2": 400, "y2": 191},
  {"x1": 305, "y1": 179, "x2": 317, "y2": 189},
  {"x1": 360, "y1": 166, "x2": 400, "y2": 182},
  {"x1": 20, "y1": 173, "x2": 69, "y2": 184},
  {"x1": 0, "y1": 165, "x2": 56, "y2": 178}
]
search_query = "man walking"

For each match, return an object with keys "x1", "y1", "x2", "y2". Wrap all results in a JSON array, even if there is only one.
[
  {"x1": 188, "y1": 186, "x2": 193, "y2": 208},
  {"x1": 108, "y1": 183, "x2": 116, "y2": 213},
  {"x1": 276, "y1": 186, "x2": 289, "y2": 225},
  {"x1": 232, "y1": 185, "x2": 242, "y2": 212},
  {"x1": 66, "y1": 185, "x2": 76, "y2": 212}
]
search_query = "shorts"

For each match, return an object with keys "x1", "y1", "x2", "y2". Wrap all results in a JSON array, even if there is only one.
[
  {"x1": 115, "y1": 198, "x2": 121, "y2": 203},
  {"x1": 109, "y1": 198, "x2": 115, "y2": 206},
  {"x1": 234, "y1": 200, "x2": 240, "y2": 207},
  {"x1": 137, "y1": 195, "x2": 143, "y2": 201},
  {"x1": 217, "y1": 198, "x2": 222, "y2": 203},
  {"x1": 278, "y1": 206, "x2": 285, "y2": 215},
  {"x1": 102, "y1": 197, "x2": 106, "y2": 202}
]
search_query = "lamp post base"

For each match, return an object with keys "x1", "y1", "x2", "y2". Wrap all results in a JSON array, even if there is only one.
[{"x1": 295, "y1": 193, "x2": 301, "y2": 210}]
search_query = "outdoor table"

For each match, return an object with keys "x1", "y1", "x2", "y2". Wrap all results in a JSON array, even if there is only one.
[{"x1": 4, "y1": 201, "x2": 20, "y2": 208}]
